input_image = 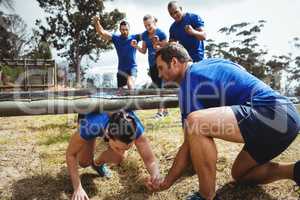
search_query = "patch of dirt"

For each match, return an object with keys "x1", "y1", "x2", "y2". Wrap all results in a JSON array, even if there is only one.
[{"x1": 0, "y1": 110, "x2": 299, "y2": 200}]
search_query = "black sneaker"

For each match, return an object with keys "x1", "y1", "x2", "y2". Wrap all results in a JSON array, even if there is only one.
[
  {"x1": 163, "y1": 111, "x2": 169, "y2": 117},
  {"x1": 153, "y1": 112, "x2": 164, "y2": 119},
  {"x1": 186, "y1": 192, "x2": 220, "y2": 200},
  {"x1": 294, "y1": 160, "x2": 300, "y2": 186}
]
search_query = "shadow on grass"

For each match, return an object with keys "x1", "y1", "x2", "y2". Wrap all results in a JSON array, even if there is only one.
[
  {"x1": 11, "y1": 168, "x2": 99, "y2": 200},
  {"x1": 10, "y1": 164, "x2": 280, "y2": 200},
  {"x1": 217, "y1": 182, "x2": 277, "y2": 200}
]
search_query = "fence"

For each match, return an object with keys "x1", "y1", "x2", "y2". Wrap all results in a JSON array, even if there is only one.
[{"x1": 0, "y1": 59, "x2": 57, "y2": 91}]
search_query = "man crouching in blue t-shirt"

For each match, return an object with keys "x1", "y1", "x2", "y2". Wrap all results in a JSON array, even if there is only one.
[
  {"x1": 93, "y1": 16, "x2": 141, "y2": 92},
  {"x1": 146, "y1": 43, "x2": 300, "y2": 200},
  {"x1": 66, "y1": 111, "x2": 160, "y2": 200}
]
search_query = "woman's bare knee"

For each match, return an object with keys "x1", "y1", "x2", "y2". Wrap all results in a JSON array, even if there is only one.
[
  {"x1": 112, "y1": 154, "x2": 125, "y2": 165},
  {"x1": 109, "y1": 148, "x2": 127, "y2": 165},
  {"x1": 79, "y1": 160, "x2": 92, "y2": 168},
  {"x1": 115, "y1": 156, "x2": 125, "y2": 165}
]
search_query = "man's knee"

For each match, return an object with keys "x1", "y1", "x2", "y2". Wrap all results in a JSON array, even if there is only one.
[
  {"x1": 231, "y1": 166, "x2": 243, "y2": 181},
  {"x1": 187, "y1": 129, "x2": 206, "y2": 143},
  {"x1": 186, "y1": 112, "x2": 212, "y2": 137},
  {"x1": 186, "y1": 112, "x2": 201, "y2": 127},
  {"x1": 231, "y1": 150, "x2": 260, "y2": 182},
  {"x1": 186, "y1": 113, "x2": 210, "y2": 142},
  {"x1": 231, "y1": 158, "x2": 249, "y2": 181}
]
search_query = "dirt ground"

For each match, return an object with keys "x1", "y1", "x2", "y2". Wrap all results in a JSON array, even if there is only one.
[{"x1": 0, "y1": 109, "x2": 299, "y2": 200}]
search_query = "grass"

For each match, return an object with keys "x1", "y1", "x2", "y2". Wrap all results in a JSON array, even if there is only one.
[
  {"x1": 0, "y1": 108, "x2": 299, "y2": 200},
  {"x1": 37, "y1": 129, "x2": 72, "y2": 146}
]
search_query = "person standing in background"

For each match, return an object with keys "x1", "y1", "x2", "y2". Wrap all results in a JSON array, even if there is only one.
[
  {"x1": 168, "y1": 1, "x2": 207, "y2": 62},
  {"x1": 132, "y1": 14, "x2": 169, "y2": 119},
  {"x1": 93, "y1": 16, "x2": 141, "y2": 91}
]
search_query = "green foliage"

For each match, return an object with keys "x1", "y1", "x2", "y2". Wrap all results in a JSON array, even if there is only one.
[
  {"x1": 206, "y1": 20, "x2": 292, "y2": 90},
  {"x1": 36, "y1": 0, "x2": 125, "y2": 84},
  {"x1": 206, "y1": 21, "x2": 268, "y2": 79},
  {"x1": 38, "y1": 131, "x2": 71, "y2": 146},
  {"x1": 286, "y1": 37, "x2": 300, "y2": 95},
  {"x1": 287, "y1": 38, "x2": 300, "y2": 79},
  {"x1": 0, "y1": 65, "x2": 23, "y2": 81},
  {"x1": 26, "y1": 29, "x2": 52, "y2": 59},
  {"x1": 0, "y1": 12, "x2": 27, "y2": 59},
  {"x1": 0, "y1": 0, "x2": 15, "y2": 10}
]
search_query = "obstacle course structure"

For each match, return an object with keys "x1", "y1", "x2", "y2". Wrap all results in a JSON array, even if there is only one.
[
  {"x1": 0, "y1": 88, "x2": 179, "y2": 117},
  {"x1": 0, "y1": 59, "x2": 57, "y2": 91}
]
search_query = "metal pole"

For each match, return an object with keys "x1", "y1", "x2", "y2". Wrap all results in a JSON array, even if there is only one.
[
  {"x1": 0, "y1": 95, "x2": 178, "y2": 117},
  {"x1": 0, "y1": 88, "x2": 179, "y2": 100}
]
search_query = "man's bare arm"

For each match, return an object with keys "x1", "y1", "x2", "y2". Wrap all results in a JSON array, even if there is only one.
[
  {"x1": 92, "y1": 16, "x2": 112, "y2": 41},
  {"x1": 185, "y1": 25, "x2": 206, "y2": 41}
]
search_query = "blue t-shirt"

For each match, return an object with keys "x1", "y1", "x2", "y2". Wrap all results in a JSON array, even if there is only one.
[
  {"x1": 169, "y1": 13, "x2": 205, "y2": 62},
  {"x1": 112, "y1": 34, "x2": 141, "y2": 72},
  {"x1": 179, "y1": 59, "x2": 291, "y2": 123},
  {"x1": 79, "y1": 111, "x2": 144, "y2": 141},
  {"x1": 141, "y1": 28, "x2": 167, "y2": 67}
]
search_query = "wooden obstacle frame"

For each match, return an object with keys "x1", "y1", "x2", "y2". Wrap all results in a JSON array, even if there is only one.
[{"x1": 0, "y1": 59, "x2": 57, "y2": 91}]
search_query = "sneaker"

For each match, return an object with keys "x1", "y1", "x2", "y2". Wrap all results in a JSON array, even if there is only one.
[
  {"x1": 154, "y1": 111, "x2": 169, "y2": 119},
  {"x1": 186, "y1": 192, "x2": 205, "y2": 200},
  {"x1": 163, "y1": 111, "x2": 169, "y2": 117},
  {"x1": 153, "y1": 112, "x2": 164, "y2": 119},
  {"x1": 294, "y1": 160, "x2": 300, "y2": 186},
  {"x1": 186, "y1": 192, "x2": 220, "y2": 200},
  {"x1": 92, "y1": 163, "x2": 112, "y2": 178}
]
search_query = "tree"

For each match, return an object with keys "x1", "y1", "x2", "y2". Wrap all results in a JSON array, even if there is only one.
[
  {"x1": 285, "y1": 37, "x2": 300, "y2": 94},
  {"x1": 36, "y1": 0, "x2": 125, "y2": 86},
  {"x1": 0, "y1": 0, "x2": 14, "y2": 10},
  {"x1": 266, "y1": 55, "x2": 291, "y2": 90},
  {"x1": 206, "y1": 21, "x2": 268, "y2": 79},
  {"x1": 26, "y1": 29, "x2": 52, "y2": 59},
  {"x1": 0, "y1": 12, "x2": 27, "y2": 58},
  {"x1": 206, "y1": 20, "x2": 292, "y2": 90},
  {"x1": 295, "y1": 86, "x2": 300, "y2": 96}
]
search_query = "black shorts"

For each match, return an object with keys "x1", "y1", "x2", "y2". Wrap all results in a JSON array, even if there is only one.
[
  {"x1": 231, "y1": 103, "x2": 300, "y2": 164},
  {"x1": 117, "y1": 68, "x2": 137, "y2": 88},
  {"x1": 149, "y1": 65, "x2": 163, "y2": 88}
]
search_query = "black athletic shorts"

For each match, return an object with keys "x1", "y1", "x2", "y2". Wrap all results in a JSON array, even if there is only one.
[
  {"x1": 149, "y1": 65, "x2": 163, "y2": 88},
  {"x1": 231, "y1": 103, "x2": 300, "y2": 164},
  {"x1": 117, "y1": 68, "x2": 137, "y2": 88}
]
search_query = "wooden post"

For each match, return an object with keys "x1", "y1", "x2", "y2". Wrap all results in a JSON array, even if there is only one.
[{"x1": 24, "y1": 59, "x2": 28, "y2": 91}]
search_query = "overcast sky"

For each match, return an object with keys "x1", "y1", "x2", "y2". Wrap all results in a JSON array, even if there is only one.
[{"x1": 8, "y1": 0, "x2": 300, "y2": 85}]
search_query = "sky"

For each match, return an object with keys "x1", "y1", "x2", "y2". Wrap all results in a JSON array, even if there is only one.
[{"x1": 6, "y1": 0, "x2": 300, "y2": 86}]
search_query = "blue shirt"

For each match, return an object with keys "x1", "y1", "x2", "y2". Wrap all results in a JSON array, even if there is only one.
[
  {"x1": 179, "y1": 59, "x2": 291, "y2": 123},
  {"x1": 112, "y1": 34, "x2": 141, "y2": 72},
  {"x1": 169, "y1": 13, "x2": 205, "y2": 62},
  {"x1": 79, "y1": 111, "x2": 144, "y2": 141},
  {"x1": 141, "y1": 28, "x2": 167, "y2": 67}
]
